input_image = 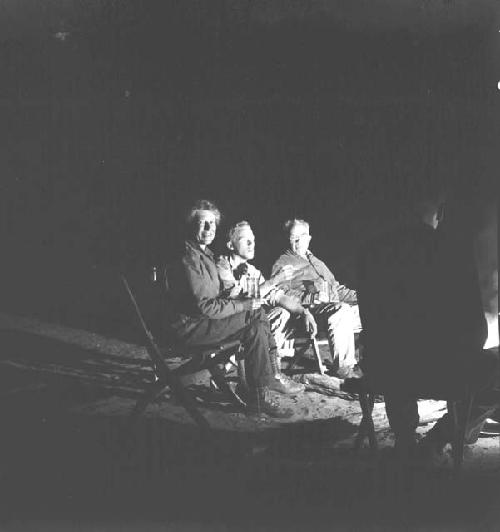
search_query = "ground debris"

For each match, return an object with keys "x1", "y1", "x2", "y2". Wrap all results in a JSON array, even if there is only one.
[{"x1": 296, "y1": 372, "x2": 354, "y2": 399}]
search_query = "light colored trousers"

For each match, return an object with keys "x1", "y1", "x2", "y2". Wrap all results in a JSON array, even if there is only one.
[{"x1": 267, "y1": 303, "x2": 362, "y2": 369}]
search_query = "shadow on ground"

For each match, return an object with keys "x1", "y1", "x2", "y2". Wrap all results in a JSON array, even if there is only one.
[{"x1": 1, "y1": 327, "x2": 500, "y2": 530}]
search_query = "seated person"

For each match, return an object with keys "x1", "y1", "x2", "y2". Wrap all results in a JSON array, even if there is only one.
[
  {"x1": 357, "y1": 190, "x2": 499, "y2": 461},
  {"x1": 169, "y1": 199, "x2": 292, "y2": 418},
  {"x1": 272, "y1": 218, "x2": 362, "y2": 379},
  {"x1": 216, "y1": 220, "x2": 316, "y2": 393}
]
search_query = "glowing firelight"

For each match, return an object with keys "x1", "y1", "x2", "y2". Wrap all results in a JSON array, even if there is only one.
[{"x1": 484, "y1": 313, "x2": 499, "y2": 349}]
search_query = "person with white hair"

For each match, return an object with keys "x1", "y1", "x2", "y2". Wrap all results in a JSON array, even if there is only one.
[
  {"x1": 272, "y1": 218, "x2": 363, "y2": 379},
  {"x1": 217, "y1": 220, "x2": 315, "y2": 394}
]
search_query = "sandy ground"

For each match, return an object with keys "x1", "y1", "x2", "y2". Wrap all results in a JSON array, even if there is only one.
[
  {"x1": 1, "y1": 312, "x2": 500, "y2": 531},
  {"x1": 0, "y1": 312, "x2": 444, "y2": 437}
]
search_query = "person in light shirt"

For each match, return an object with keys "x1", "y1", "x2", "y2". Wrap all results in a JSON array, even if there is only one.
[
  {"x1": 217, "y1": 220, "x2": 316, "y2": 394},
  {"x1": 272, "y1": 219, "x2": 362, "y2": 379}
]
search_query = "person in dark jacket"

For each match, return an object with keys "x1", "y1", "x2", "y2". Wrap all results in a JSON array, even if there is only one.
[
  {"x1": 357, "y1": 190, "x2": 499, "y2": 461},
  {"x1": 170, "y1": 199, "x2": 292, "y2": 418}
]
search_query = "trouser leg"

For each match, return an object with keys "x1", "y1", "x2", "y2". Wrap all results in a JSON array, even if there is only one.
[
  {"x1": 266, "y1": 307, "x2": 291, "y2": 374},
  {"x1": 323, "y1": 303, "x2": 357, "y2": 368},
  {"x1": 179, "y1": 309, "x2": 274, "y2": 389},
  {"x1": 384, "y1": 393, "x2": 419, "y2": 447},
  {"x1": 243, "y1": 309, "x2": 276, "y2": 388}
]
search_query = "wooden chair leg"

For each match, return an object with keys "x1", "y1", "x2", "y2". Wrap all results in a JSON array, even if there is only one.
[
  {"x1": 366, "y1": 393, "x2": 377, "y2": 451},
  {"x1": 131, "y1": 378, "x2": 170, "y2": 417},
  {"x1": 310, "y1": 336, "x2": 327, "y2": 375},
  {"x1": 237, "y1": 359, "x2": 247, "y2": 390},
  {"x1": 451, "y1": 390, "x2": 474, "y2": 475},
  {"x1": 288, "y1": 338, "x2": 326, "y2": 375},
  {"x1": 209, "y1": 364, "x2": 247, "y2": 410},
  {"x1": 288, "y1": 343, "x2": 307, "y2": 372},
  {"x1": 354, "y1": 389, "x2": 377, "y2": 452}
]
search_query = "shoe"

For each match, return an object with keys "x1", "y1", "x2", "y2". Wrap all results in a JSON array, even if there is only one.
[
  {"x1": 267, "y1": 374, "x2": 305, "y2": 395},
  {"x1": 416, "y1": 438, "x2": 452, "y2": 468},
  {"x1": 246, "y1": 387, "x2": 294, "y2": 419},
  {"x1": 234, "y1": 382, "x2": 250, "y2": 403},
  {"x1": 337, "y1": 365, "x2": 364, "y2": 380},
  {"x1": 278, "y1": 373, "x2": 306, "y2": 393}
]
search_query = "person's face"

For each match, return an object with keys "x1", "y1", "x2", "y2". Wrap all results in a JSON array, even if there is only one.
[
  {"x1": 289, "y1": 224, "x2": 311, "y2": 256},
  {"x1": 193, "y1": 210, "x2": 217, "y2": 246},
  {"x1": 230, "y1": 226, "x2": 255, "y2": 261}
]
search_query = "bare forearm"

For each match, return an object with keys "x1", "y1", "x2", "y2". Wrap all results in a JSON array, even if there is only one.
[
  {"x1": 275, "y1": 293, "x2": 305, "y2": 315},
  {"x1": 259, "y1": 280, "x2": 277, "y2": 298}
]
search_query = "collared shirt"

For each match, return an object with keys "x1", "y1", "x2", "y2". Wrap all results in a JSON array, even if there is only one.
[
  {"x1": 271, "y1": 249, "x2": 357, "y2": 305},
  {"x1": 170, "y1": 241, "x2": 251, "y2": 333},
  {"x1": 216, "y1": 254, "x2": 280, "y2": 306}
]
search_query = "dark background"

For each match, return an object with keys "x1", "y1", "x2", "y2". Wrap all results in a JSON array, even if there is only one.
[
  {"x1": 0, "y1": 4, "x2": 499, "y2": 527},
  {"x1": 1, "y1": 0, "x2": 498, "y2": 328}
]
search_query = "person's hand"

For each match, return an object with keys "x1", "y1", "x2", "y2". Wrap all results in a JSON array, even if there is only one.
[
  {"x1": 303, "y1": 309, "x2": 317, "y2": 337},
  {"x1": 272, "y1": 265, "x2": 295, "y2": 285},
  {"x1": 228, "y1": 285, "x2": 242, "y2": 298},
  {"x1": 250, "y1": 298, "x2": 264, "y2": 310},
  {"x1": 318, "y1": 288, "x2": 330, "y2": 303}
]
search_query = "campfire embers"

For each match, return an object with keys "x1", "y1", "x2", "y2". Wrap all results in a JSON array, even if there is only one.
[
  {"x1": 484, "y1": 312, "x2": 499, "y2": 350},
  {"x1": 473, "y1": 201, "x2": 497, "y2": 350},
  {"x1": 481, "y1": 268, "x2": 498, "y2": 349}
]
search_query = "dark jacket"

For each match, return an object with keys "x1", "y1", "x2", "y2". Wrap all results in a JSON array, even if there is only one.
[
  {"x1": 170, "y1": 240, "x2": 252, "y2": 337},
  {"x1": 357, "y1": 221, "x2": 487, "y2": 395}
]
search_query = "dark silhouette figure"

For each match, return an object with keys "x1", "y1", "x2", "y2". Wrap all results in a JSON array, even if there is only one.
[{"x1": 357, "y1": 192, "x2": 499, "y2": 458}]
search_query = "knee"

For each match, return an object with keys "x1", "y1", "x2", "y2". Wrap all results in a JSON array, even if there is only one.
[
  {"x1": 247, "y1": 307, "x2": 268, "y2": 325},
  {"x1": 280, "y1": 308, "x2": 291, "y2": 321},
  {"x1": 272, "y1": 308, "x2": 291, "y2": 326},
  {"x1": 327, "y1": 303, "x2": 350, "y2": 325},
  {"x1": 247, "y1": 315, "x2": 269, "y2": 338}
]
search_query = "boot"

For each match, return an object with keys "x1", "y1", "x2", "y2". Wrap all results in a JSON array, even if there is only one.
[
  {"x1": 268, "y1": 374, "x2": 305, "y2": 395},
  {"x1": 269, "y1": 348, "x2": 280, "y2": 375},
  {"x1": 337, "y1": 365, "x2": 364, "y2": 380},
  {"x1": 268, "y1": 349, "x2": 305, "y2": 395},
  {"x1": 246, "y1": 387, "x2": 294, "y2": 419}
]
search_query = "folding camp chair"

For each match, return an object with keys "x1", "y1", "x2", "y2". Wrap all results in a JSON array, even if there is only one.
[
  {"x1": 286, "y1": 333, "x2": 328, "y2": 375},
  {"x1": 352, "y1": 376, "x2": 475, "y2": 475},
  {"x1": 284, "y1": 304, "x2": 362, "y2": 377},
  {"x1": 121, "y1": 272, "x2": 245, "y2": 432}
]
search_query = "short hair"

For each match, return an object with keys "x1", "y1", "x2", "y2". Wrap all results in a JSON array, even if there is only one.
[
  {"x1": 227, "y1": 220, "x2": 251, "y2": 244},
  {"x1": 284, "y1": 218, "x2": 310, "y2": 235},
  {"x1": 186, "y1": 199, "x2": 221, "y2": 226}
]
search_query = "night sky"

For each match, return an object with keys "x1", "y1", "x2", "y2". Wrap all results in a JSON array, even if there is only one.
[{"x1": 1, "y1": 1, "x2": 499, "y2": 295}]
